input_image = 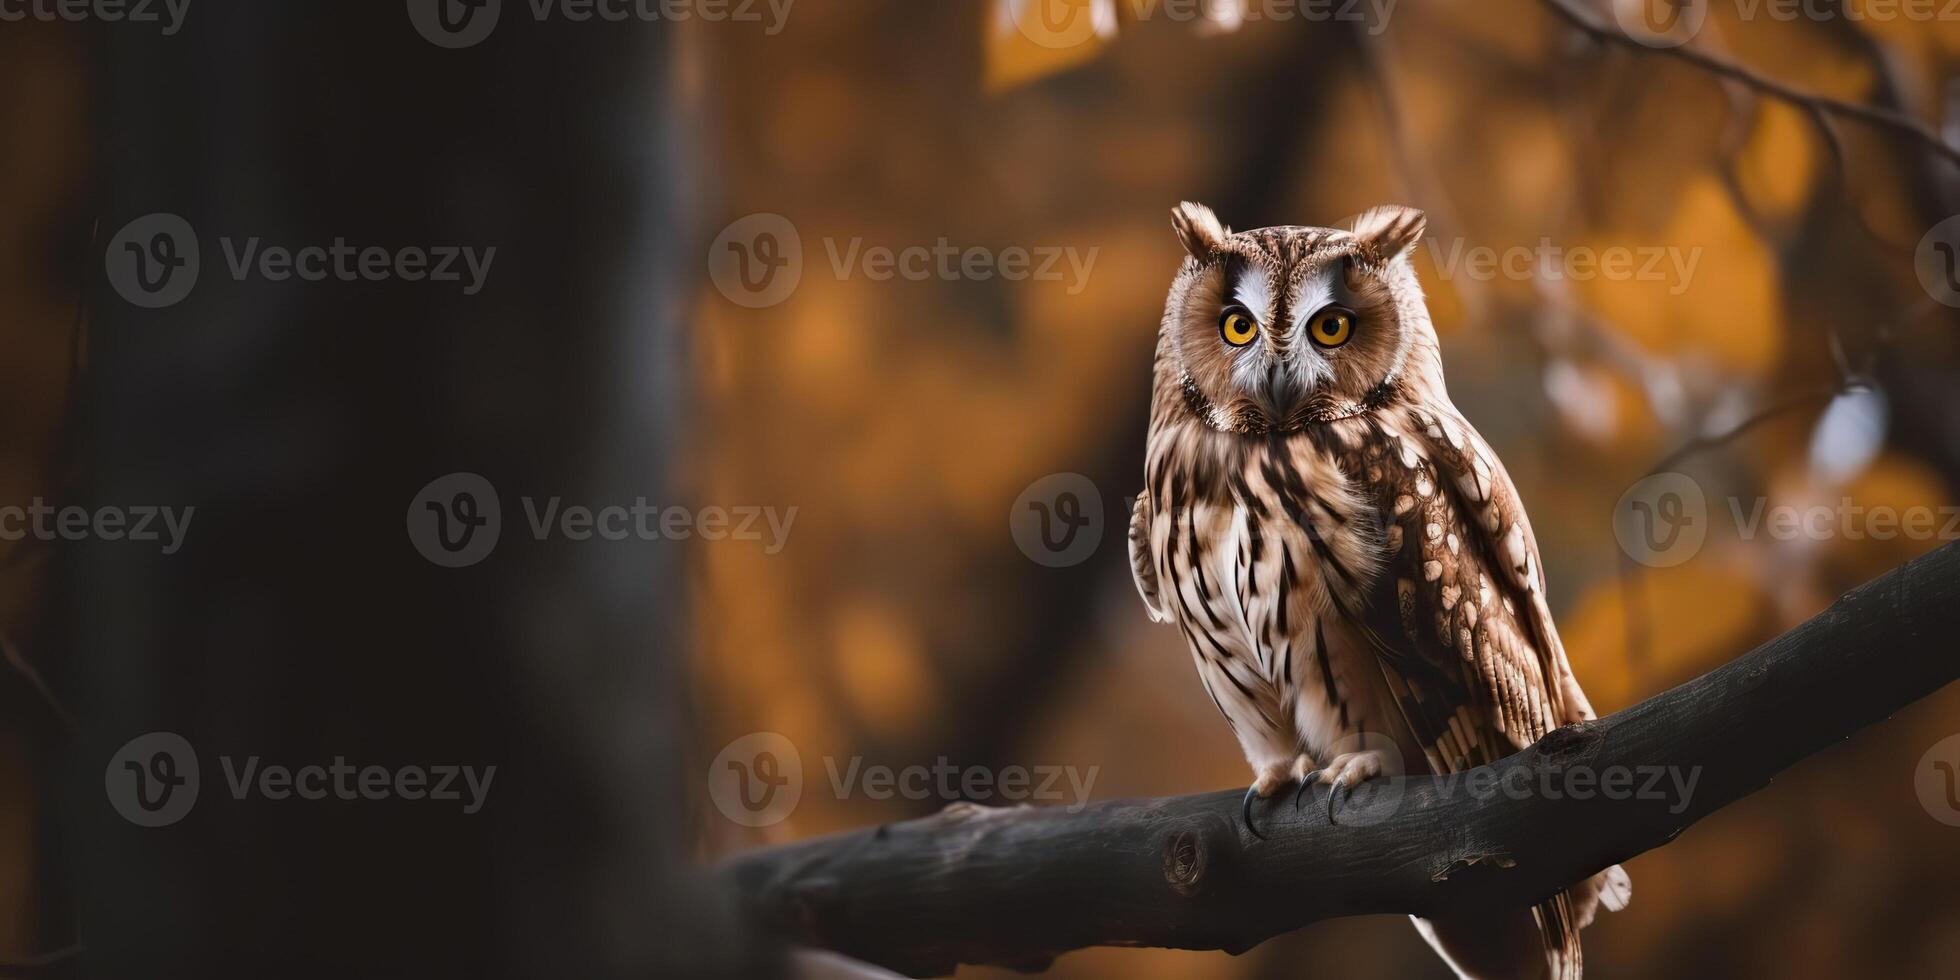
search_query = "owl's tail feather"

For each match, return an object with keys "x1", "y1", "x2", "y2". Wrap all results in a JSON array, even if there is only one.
[
  {"x1": 1411, "y1": 897, "x2": 1576, "y2": 980},
  {"x1": 1413, "y1": 865, "x2": 1629, "y2": 980},
  {"x1": 1534, "y1": 892, "x2": 1582, "y2": 980}
]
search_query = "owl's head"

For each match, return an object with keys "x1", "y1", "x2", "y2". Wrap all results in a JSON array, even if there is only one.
[{"x1": 1159, "y1": 202, "x2": 1439, "y2": 433}]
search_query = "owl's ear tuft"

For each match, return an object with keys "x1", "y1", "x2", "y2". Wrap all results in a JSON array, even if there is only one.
[
  {"x1": 1350, "y1": 205, "x2": 1426, "y2": 261},
  {"x1": 1170, "y1": 201, "x2": 1228, "y2": 261}
]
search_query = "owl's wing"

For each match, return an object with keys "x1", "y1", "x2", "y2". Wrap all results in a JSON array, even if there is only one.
[
  {"x1": 1347, "y1": 405, "x2": 1589, "y2": 977},
  {"x1": 1355, "y1": 406, "x2": 1592, "y2": 771},
  {"x1": 1128, "y1": 492, "x2": 1170, "y2": 623}
]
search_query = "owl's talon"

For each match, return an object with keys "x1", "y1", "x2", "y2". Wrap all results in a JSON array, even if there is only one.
[
  {"x1": 1326, "y1": 779, "x2": 1347, "y2": 825},
  {"x1": 1294, "y1": 771, "x2": 1323, "y2": 813},
  {"x1": 1241, "y1": 785, "x2": 1267, "y2": 841}
]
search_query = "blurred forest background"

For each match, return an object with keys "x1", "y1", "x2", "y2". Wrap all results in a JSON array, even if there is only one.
[{"x1": 7, "y1": 1, "x2": 1960, "y2": 978}]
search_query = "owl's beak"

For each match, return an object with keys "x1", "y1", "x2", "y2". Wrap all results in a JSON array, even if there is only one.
[{"x1": 1258, "y1": 361, "x2": 1307, "y2": 418}]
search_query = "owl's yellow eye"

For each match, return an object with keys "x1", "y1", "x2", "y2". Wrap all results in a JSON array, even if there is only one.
[
  {"x1": 1219, "y1": 308, "x2": 1260, "y2": 347},
  {"x1": 1309, "y1": 307, "x2": 1355, "y2": 348}
]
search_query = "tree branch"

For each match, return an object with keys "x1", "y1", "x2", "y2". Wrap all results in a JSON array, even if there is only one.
[
  {"x1": 1539, "y1": 0, "x2": 1960, "y2": 171},
  {"x1": 717, "y1": 541, "x2": 1960, "y2": 976}
]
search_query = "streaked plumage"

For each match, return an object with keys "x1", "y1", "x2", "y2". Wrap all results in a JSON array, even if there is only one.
[{"x1": 1131, "y1": 203, "x2": 1629, "y2": 980}]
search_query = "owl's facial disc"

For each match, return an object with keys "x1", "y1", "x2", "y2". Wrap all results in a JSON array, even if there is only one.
[
  {"x1": 1166, "y1": 205, "x2": 1431, "y2": 434},
  {"x1": 1168, "y1": 215, "x2": 1426, "y2": 432},
  {"x1": 1222, "y1": 261, "x2": 1348, "y2": 417}
]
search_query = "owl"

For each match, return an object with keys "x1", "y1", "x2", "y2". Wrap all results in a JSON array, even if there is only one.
[{"x1": 1129, "y1": 203, "x2": 1631, "y2": 980}]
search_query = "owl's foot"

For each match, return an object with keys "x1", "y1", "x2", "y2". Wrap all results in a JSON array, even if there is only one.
[
  {"x1": 1239, "y1": 786, "x2": 1264, "y2": 841},
  {"x1": 1303, "y1": 749, "x2": 1387, "y2": 825},
  {"x1": 1241, "y1": 761, "x2": 1301, "y2": 841},
  {"x1": 1288, "y1": 753, "x2": 1323, "y2": 813}
]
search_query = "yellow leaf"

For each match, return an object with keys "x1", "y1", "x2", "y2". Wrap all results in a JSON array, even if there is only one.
[
  {"x1": 830, "y1": 598, "x2": 939, "y2": 740},
  {"x1": 1561, "y1": 556, "x2": 1764, "y2": 708},
  {"x1": 1715, "y1": 7, "x2": 1874, "y2": 105},
  {"x1": 985, "y1": 0, "x2": 1110, "y2": 94},
  {"x1": 1576, "y1": 177, "x2": 1784, "y2": 377},
  {"x1": 1832, "y1": 453, "x2": 1955, "y2": 580},
  {"x1": 1736, "y1": 101, "x2": 1818, "y2": 222}
]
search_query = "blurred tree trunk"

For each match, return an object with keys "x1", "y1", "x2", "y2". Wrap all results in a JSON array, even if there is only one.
[{"x1": 50, "y1": 4, "x2": 764, "y2": 976}]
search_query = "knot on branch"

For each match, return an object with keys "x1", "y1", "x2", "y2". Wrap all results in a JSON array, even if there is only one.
[
  {"x1": 931, "y1": 801, "x2": 1028, "y2": 824},
  {"x1": 1732, "y1": 661, "x2": 1771, "y2": 693},
  {"x1": 1535, "y1": 720, "x2": 1605, "y2": 766},
  {"x1": 1162, "y1": 826, "x2": 1212, "y2": 897}
]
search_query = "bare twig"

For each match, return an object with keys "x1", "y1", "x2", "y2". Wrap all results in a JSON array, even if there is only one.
[
  {"x1": 1539, "y1": 0, "x2": 1960, "y2": 170},
  {"x1": 1615, "y1": 376, "x2": 1867, "y2": 671},
  {"x1": 1646, "y1": 381, "x2": 1865, "y2": 478}
]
